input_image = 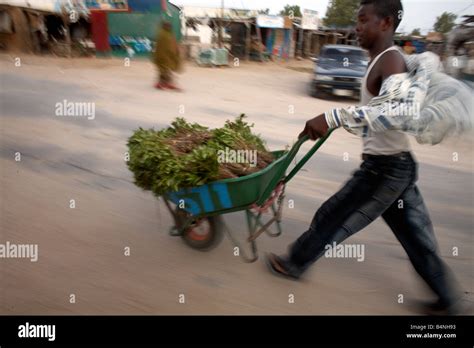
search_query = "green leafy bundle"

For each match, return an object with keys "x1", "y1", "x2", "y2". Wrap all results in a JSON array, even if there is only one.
[{"x1": 127, "y1": 114, "x2": 275, "y2": 196}]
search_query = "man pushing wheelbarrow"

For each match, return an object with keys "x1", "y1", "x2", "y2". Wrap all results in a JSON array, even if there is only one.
[{"x1": 266, "y1": 0, "x2": 473, "y2": 316}]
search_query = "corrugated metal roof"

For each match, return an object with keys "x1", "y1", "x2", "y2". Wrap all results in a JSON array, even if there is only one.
[{"x1": 0, "y1": 0, "x2": 88, "y2": 15}]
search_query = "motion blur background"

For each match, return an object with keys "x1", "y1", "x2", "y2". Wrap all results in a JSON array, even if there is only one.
[{"x1": 0, "y1": 0, "x2": 473, "y2": 314}]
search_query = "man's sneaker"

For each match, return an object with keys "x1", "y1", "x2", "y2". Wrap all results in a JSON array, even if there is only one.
[{"x1": 265, "y1": 253, "x2": 302, "y2": 281}]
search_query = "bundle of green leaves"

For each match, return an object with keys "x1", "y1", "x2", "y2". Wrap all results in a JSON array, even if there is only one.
[{"x1": 127, "y1": 114, "x2": 275, "y2": 196}]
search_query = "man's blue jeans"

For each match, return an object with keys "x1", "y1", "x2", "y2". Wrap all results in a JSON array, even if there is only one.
[{"x1": 287, "y1": 152, "x2": 461, "y2": 306}]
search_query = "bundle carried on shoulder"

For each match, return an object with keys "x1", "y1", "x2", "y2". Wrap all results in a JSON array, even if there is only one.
[
  {"x1": 127, "y1": 114, "x2": 275, "y2": 196},
  {"x1": 325, "y1": 51, "x2": 473, "y2": 145}
]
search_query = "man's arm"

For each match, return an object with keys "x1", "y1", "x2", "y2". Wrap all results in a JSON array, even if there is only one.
[
  {"x1": 300, "y1": 50, "x2": 408, "y2": 140},
  {"x1": 302, "y1": 51, "x2": 440, "y2": 140},
  {"x1": 324, "y1": 71, "x2": 427, "y2": 135},
  {"x1": 374, "y1": 51, "x2": 408, "y2": 96}
]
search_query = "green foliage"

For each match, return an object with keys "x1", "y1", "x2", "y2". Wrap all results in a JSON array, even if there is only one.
[
  {"x1": 126, "y1": 115, "x2": 273, "y2": 196},
  {"x1": 411, "y1": 28, "x2": 421, "y2": 36},
  {"x1": 323, "y1": 0, "x2": 359, "y2": 28},
  {"x1": 434, "y1": 12, "x2": 457, "y2": 34},
  {"x1": 222, "y1": 114, "x2": 266, "y2": 151},
  {"x1": 279, "y1": 5, "x2": 302, "y2": 18}
]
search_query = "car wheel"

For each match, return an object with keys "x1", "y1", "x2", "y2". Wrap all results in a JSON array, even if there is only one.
[{"x1": 310, "y1": 84, "x2": 319, "y2": 98}]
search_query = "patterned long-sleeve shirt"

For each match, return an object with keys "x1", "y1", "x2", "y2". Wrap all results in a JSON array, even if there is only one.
[{"x1": 324, "y1": 52, "x2": 473, "y2": 145}]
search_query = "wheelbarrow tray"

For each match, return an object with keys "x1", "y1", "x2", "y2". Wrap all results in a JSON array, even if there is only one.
[
  {"x1": 163, "y1": 149, "x2": 288, "y2": 219},
  {"x1": 163, "y1": 131, "x2": 335, "y2": 220},
  {"x1": 160, "y1": 132, "x2": 334, "y2": 261}
]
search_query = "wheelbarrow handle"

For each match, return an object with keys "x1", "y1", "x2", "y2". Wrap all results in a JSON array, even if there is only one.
[{"x1": 282, "y1": 128, "x2": 335, "y2": 184}]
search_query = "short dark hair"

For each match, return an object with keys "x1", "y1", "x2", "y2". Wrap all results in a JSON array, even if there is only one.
[{"x1": 360, "y1": 0, "x2": 403, "y2": 32}]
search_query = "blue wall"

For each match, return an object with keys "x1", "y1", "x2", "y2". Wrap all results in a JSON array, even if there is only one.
[{"x1": 128, "y1": 0, "x2": 163, "y2": 12}]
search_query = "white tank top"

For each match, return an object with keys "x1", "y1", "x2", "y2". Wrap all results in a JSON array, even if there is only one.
[{"x1": 361, "y1": 46, "x2": 411, "y2": 155}]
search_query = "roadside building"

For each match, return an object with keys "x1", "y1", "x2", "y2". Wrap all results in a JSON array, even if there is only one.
[
  {"x1": 0, "y1": 0, "x2": 90, "y2": 55},
  {"x1": 87, "y1": 0, "x2": 181, "y2": 57},
  {"x1": 181, "y1": 6, "x2": 258, "y2": 61},
  {"x1": 295, "y1": 10, "x2": 358, "y2": 59},
  {"x1": 446, "y1": 15, "x2": 474, "y2": 80}
]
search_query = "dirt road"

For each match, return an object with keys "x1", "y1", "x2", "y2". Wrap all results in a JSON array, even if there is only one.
[{"x1": 1, "y1": 54, "x2": 472, "y2": 314}]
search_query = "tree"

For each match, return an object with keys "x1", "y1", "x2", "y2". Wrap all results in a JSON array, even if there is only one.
[
  {"x1": 323, "y1": 0, "x2": 359, "y2": 28},
  {"x1": 258, "y1": 8, "x2": 270, "y2": 15},
  {"x1": 279, "y1": 5, "x2": 302, "y2": 18},
  {"x1": 434, "y1": 12, "x2": 457, "y2": 33},
  {"x1": 411, "y1": 28, "x2": 421, "y2": 36}
]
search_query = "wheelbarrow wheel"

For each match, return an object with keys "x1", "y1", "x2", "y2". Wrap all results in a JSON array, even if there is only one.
[{"x1": 176, "y1": 210, "x2": 224, "y2": 251}]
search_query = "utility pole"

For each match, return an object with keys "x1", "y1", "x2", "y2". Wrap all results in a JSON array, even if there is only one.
[{"x1": 217, "y1": 0, "x2": 224, "y2": 48}]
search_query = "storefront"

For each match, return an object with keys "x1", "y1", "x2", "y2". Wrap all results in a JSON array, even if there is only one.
[
  {"x1": 88, "y1": 0, "x2": 181, "y2": 57},
  {"x1": 0, "y1": 1, "x2": 89, "y2": 55},
  {"x1": 255, "y1": 15, "x2": 293, "y2": 61}
]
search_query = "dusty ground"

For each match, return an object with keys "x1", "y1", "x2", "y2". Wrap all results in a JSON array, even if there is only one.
[{"x1": 0, "y1": 54, "x2": 472, "y2": 314}]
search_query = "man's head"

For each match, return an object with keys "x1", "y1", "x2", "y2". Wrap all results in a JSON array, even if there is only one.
[{"x1": 356, "y1": 0, "x2": 403, "y2": 50}]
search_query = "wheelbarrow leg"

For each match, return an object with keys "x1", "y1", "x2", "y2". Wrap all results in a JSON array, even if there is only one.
[
  {"x1": 264, "y1": 196, "x2": 285, "y2": 237},
  {"x1": 162, "y1": 197, "x2": 193, "y2": 236},
  {"x1": 221, "y1": 215, "x2": 258, "y2": 263},
  {"x1": 247, "y1": 192, "x2": 285, "y2": 241}
]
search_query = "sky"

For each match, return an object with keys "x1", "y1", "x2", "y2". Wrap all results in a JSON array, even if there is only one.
[{"x1": 172, "y1": 0, "x2": 474, "y2": 34}]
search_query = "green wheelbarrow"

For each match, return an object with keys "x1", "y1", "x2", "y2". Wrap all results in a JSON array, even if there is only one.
[{"x1": 162, "y1": 131, "x2": 333, "y2": 262}]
